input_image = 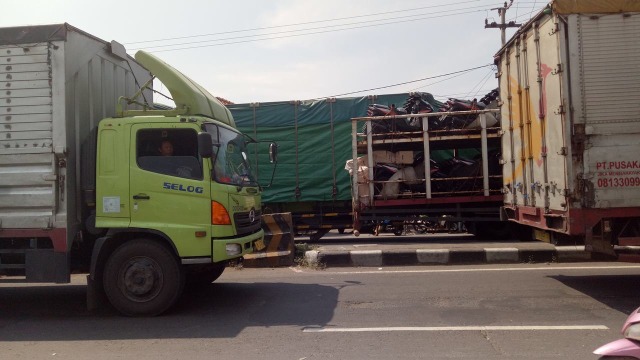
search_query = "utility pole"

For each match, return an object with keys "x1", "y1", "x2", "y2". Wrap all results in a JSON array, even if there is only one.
[{"x1": 485, "y1": 0, "x2": 522, "y2": 46}]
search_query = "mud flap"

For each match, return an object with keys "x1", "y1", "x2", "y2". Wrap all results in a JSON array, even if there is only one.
[
  {"x1": 584, "y1": 227, "x2": 617, "y2": 257},
  {"x1": 86, "y1": 274, "x2": 109, "y2": 312}
]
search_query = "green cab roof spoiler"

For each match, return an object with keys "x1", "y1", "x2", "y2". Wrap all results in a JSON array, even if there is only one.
[{"x1": 117, "y1": 50, "x2": 235, "y2": 127}]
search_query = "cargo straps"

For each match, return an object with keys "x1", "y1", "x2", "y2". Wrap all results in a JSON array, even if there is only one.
[
  {"x1": 328, "y1": 98, "x2": 338, "y2": 199},
  {"x1": 292, "y1": 101, "x2": 301, "y2": 199}
]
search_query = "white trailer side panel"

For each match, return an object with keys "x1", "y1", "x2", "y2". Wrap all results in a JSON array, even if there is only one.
[
  {"x1": 0, "y1": 45, "x2": 53, "y2": 153},
  {"x1": 0, "y1": 25, "x2": 151, "y2": 247},
  {"x1": 0, "y1": 44, "x2": 57, "y2": 229},
  {"x1": 536, "y1": 16, "x2": 567, "y2": 212},
  {"x1": 568, "y1": 14, "x2": 640, "y2": 208},
  {"x1": 501, "y1": 9, "x2": 640, "y2": 212},
  {"x1": 500, "y1": 45, "x2": 528, "y2": 207},
  {"x1": 500, "y1": 15, "x2": 570, "y2": 212}
]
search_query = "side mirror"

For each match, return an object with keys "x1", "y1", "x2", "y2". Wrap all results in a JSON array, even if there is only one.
[
  {"x1": 198, "y1": 132, "x2": 213, "y2": 158},
  {"x1": 269, "y1": 142, "x2": 278, "y2": 163}
]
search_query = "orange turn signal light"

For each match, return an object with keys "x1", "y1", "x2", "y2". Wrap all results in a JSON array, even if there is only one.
[{"x1": 211, "y1": 201, "x2": 232, "y2": 225}]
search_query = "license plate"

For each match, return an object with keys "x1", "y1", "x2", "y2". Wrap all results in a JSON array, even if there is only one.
[{"x1": 254, "y1": 239, "x2": 266, "y2": 251}]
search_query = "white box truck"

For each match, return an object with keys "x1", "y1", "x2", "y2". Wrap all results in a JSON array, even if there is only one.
[
  {"x1": 0, "y1": 24, "x2": 152, "y2": 284},
  {"x1": 496, "y1": 0, "x2": 640, "y2": 255}
]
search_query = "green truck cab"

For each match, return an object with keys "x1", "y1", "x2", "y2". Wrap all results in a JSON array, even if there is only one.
[{"x1": 87, "y1": 51, "x2": 270, "y2": 316}]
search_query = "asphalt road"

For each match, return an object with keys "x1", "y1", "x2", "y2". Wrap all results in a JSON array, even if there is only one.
[{"x1": 1, "y1": 262, "x2": 640, "y2": 359}]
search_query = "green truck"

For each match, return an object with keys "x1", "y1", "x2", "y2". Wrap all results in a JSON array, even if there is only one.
[{"x1": 0, "y1": 24, "x2": 272, "y2": 316}]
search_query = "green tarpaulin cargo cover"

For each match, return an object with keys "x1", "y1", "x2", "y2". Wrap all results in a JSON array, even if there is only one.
[{"x1": 229, "y1": 93, "x2": 442, "y2": 204}]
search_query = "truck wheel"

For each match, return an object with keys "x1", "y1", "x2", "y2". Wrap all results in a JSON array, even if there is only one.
[
  {"x1": 103, "y1": 239, "x2": 184, "y2": 316},
  {"x1": 390, "y1": 221, "x2": 404, "y2": 236}
]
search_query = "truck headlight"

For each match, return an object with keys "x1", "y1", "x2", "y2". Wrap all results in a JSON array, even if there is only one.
[
  {"x1": 624, "y1": 323, "x2": 640, "y2": 341},
  {"x1": 226, "y1": 244, "x2": 242, "y2": 256}
]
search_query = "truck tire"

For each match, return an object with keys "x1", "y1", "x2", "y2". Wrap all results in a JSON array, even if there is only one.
[{"x1": 103, "y1": 239, "x2": 184, "y2": 316}]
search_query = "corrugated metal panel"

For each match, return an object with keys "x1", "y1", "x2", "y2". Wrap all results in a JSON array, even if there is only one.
[
  {"x1": 575, "y1": 14, "x2": 640, "y2": 208},
  {"x1": 553, "y1": 0, "x2": 640, "y2": 14},
  {"x1": 0, "y1": 44, "x2": 56, "y2": 229},
  {"x1": 0, "y1": 26, "x2": 152, "y2": 233},
  {"x1": 0, "y1": 45, "x2": 53, "y2": 155},
  {"x1": 0, "y1": 153, "x2": 55, "y2": 228},
  {"x1": 580, "y1": 15, "x2": 640, "y2": 124}
]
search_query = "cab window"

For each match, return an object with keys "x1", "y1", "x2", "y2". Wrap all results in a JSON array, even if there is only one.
[{"x1": 136, "y1": 129, "x2": 202, "y2": 180}]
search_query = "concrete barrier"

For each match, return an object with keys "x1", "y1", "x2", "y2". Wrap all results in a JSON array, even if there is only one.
[
  {"x1": 306, "y1": 246, "x2": 595, "y2": 268},
  {"x1": 243, "y1": 212, "x2": 295, "y2": 267}
]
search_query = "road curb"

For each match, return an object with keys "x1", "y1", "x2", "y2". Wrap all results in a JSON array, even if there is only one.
[{"x1": 310, "y1": 246, "x2": 592, "y2": 268}]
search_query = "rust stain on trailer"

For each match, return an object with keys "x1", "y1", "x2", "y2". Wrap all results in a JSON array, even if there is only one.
[{"x1": 503, "y1": 63, "x2": 552, "y2": 183}]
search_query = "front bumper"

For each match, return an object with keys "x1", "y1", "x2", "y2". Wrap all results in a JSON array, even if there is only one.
[{"x1": 212, "y1": 229, "x2": 264, "y2": 262}]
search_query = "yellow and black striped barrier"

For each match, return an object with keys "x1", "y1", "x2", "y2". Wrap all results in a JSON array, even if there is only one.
[{"x1": 243, "y1": 212, "x2": 294, "y2": 267}]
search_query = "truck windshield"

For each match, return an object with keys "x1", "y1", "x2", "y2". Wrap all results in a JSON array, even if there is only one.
[{"x1": 204, "y1": 124, "x2": 257, "y2": 187}]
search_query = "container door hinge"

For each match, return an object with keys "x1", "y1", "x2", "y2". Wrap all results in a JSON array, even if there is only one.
[
  {"x1": 59, "y1": 175, "x2": 65, "y2": 199},
  {"x1": 551, "y1": 63, "x2": 563, "y2": 75},
  {"x1": 554, "y1": 105, "x2": 565, "y2": 115},
  {"x1": 558, "y1": 147, "x2": 568, "y2": 156}
]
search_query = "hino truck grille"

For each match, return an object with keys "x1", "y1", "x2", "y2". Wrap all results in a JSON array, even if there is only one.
[{"x1": 234, "y1": 209, "x2": 262, "y2": 235}]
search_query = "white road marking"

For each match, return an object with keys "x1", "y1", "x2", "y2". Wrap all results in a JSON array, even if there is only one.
[
  {"x1": 290, "y1": 265, "x2": 640, "y2": 275},
  {"x1": 303, "y1": 325, "x2": 609, "y2": 333}
]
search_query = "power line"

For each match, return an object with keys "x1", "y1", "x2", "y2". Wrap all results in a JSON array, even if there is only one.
[
  {"x1": 528, "y1": 1, "x2": 539, "y2": 19},
  {"x1": 463, "y1": 67, "x2": 494, "y2": 98},
  {"x1": 132, "y1": 4, "x2": 494, "y2": 51},
  {"x1": 409, "y1": 68, "x2": 478, "y2": 92},
  {"x1": 468, "y1": 68, "x2": 496, "y2": 98},
  {"x1": 506, "y1": 3, "x2": 546, "y2": 22},
  {"x1": 140, "y1": 9, "x2": 491, "y2": 53},
  {"x1": 324, "y1": 64, "x2": 493, "y2": 98},
  {"x1": 125, "y1": 0, "x2": 496, "y2": 45},
  {"x1": 432, "y1": 88, "x2": 497, "y2": 99}
]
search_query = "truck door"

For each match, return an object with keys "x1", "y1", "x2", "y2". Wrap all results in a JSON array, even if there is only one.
[{"x1": 129, "y1": 125, "x2": 212, "y2": 258}]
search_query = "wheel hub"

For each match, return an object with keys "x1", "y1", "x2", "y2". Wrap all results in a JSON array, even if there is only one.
[{"x1": 121, "y1": 257, "x2": 163, "y2": 301}]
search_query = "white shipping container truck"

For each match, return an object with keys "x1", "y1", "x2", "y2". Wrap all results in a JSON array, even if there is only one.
[
  {"x1": 0, "y1": 24, "x2": 151, "y2": 281},
  {"x1": 496, "y1": 0, "x2": 640, "y2": 255}
]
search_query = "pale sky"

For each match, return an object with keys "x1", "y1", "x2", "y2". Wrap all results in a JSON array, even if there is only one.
[{"x1": 1, "y1": 0, "x2": 547, "y2": 105}]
